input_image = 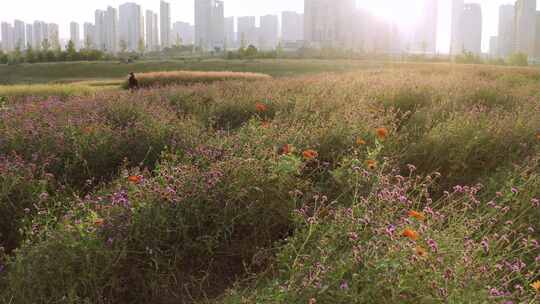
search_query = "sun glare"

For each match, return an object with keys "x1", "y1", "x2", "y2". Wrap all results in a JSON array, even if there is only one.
[{"x1": 357, "y1": 0, "x2": 426, "y2": 29}]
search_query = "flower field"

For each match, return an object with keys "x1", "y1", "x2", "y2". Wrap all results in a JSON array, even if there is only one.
[{"x1": 0, "y1": 62, "x2": 539, "y2": 303}]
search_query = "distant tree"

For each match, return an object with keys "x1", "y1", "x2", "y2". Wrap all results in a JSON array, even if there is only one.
[
  {"x1": 119, "y1": 39, "x2": 128, "y2": 54},
  {"x1": 421, "y1": 40, "x2": 428, "y2": 55},
  {"x1": 138, "y1": 39, "x2": 145, "y2": 55},
  {"x1": 0, "y1": 50, "x2": 8, "y2": 64},
  {"x1": 66, "y1": 40, "x2": 78, "y2": 61},
  {"x1": 25, "y1": 44, "x2": 36, "y2": 63},
  {"x1": 41, "y1": 39, "x2": 51, "y2": 52},
  {"x1": 240, "y1": 32, "x2": 247, "y2": 50},
  {"x1": 44, "y1": 49, "x2": 56, "y2": 62},
  {"x1": 276, "y1": 41, "x2": 283, "y2": 57},
  {"x1": 455, "y1": 51, "x2": 483, "y2": 64},
  {"x1": 507, "y1": 53, "x2": 528, "y2": 66},
  {"x1": 245, "y1": 45, "x2": 258, "y2": 57},
  {"x1": 11, "y1": 45, "x2": 23, "y2": 64},
  {"x1": 174, "y1": 33, "x2": 182, "y2": 47},
  {"x1": 84, "y1": 36, "x2": 93, "y2": 50}
]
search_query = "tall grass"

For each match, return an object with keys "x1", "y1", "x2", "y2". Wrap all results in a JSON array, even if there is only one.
[
  {"x1": 0, "y1": 84, "x2": 97, "y2": 102},
  {"x1": 123, "y1": 70, "x2": 272, "y2": 89}
]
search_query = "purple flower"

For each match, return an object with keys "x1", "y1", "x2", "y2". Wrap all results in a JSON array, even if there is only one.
[
  {"x1": 511, "y1": 187, "x2": 518, "y2": 195},
  {"x1": 428, "y1": 239, "x2": 439, "y2": 253},
  {"x1": 340, "y1": 281, "x2": 349, "y2": 290},
  {"x1": 348, "y1": 232, "x2": 359, "y2": 242},
  {"x1": 489, "y1": 287, "x2": 504, "y2": 297},
  {"x1": 385, "y1": 224, "x2": 396, "y2": 236},
  {"x1": 531, "y1": 198, "x2": 539, "y2": 207}
]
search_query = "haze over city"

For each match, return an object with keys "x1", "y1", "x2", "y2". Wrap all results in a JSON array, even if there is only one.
[{"x1": 0, "y1": 0, "x2": 536, "y2": 53}]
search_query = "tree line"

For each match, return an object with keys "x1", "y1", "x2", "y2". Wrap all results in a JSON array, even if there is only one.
[{"x1": 0, "y1": 40, "x2": 113, "y2": 65}]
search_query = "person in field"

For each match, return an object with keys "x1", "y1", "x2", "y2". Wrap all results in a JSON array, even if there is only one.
[{"x1": 128, "y1": 72, "x2": 139, "y2": 91}]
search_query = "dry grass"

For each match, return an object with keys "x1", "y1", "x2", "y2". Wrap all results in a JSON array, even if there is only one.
[
  {"x1": 125, "y1": 70, "x2": 272, "y2": 89},
  {"x1": 0, "y1": 84, "x2": 97, "y2": 102}
]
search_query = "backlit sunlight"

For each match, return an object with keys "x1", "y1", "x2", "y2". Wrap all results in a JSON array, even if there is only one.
[{"x1": 357, "y1": 0, "x2": 427, "y2": 29}]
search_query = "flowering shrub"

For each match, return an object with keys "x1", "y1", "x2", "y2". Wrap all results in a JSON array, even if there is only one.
[
  {"x1": 0, "y1": 93, "x2": 201, "y2": 188},
  {"x1": 224, "y1": 168, "x2": 540, "y2": 304},
  {"x1": 0, "y1": 155, "x2": 55, "y2": 252},
  {"x1": 1, "y1": 63, "x2": 540, "y2": 303}
]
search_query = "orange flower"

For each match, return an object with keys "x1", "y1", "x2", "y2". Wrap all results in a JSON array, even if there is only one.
[
  {"x1": 402, "y1": 229, "x2": 419, "y2": 241},
  {"x1": 83, "y1": 126, "x2": 93, "y2": 134},
  {"x1": 128, "y1": 175, "x2": 142, "y2": 184},
  {"x1": 532, "y1": 280, "x2": 540, "y2": 292},
  {"x1": 261, "y1": 121, "x2": 271, "y2": 129},
  {"x1": 281, "y1": 144, "x2": 294, "y2": 155},
  {"x1": 356, "y1": 138, "x2": 367, "y2": 146},
  {"x1": 408, "y1": 210, "x2": 426, "y2": 221},
  {"x1": 366, "y1": 159, "x2": 378, "y2": 170},
  {"x1": 303, "y1": 149, "x2": 318, "y2": 160},
  {"x1": 536, "y1": 132, "x2": 540, "y2": 140},
  {"x1": 95, "y1": 218, "x2": 105, "y2": 227},
  {"x1": 415, "y1": 246, "x2": 428, "y2": 257},
  {"x1": 376, "y1": 127, "x2": 389, "y2": 140},
  {"x1": 255, "y1": 103, "x2": 268, "y2": 112}
]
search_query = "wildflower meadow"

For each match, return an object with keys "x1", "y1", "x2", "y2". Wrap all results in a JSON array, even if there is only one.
[{"x1": 0, "y1": 62, "x2": 539, "y2": 303}]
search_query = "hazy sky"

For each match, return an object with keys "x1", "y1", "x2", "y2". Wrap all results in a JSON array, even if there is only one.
[{"x1": 0, "y1": 0, "x2": 532, "y2": 53}]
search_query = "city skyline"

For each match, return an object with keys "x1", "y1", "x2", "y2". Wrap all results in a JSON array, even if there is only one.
[{"x1": 0, "y1": 0, "x2": 538, "y2": 53}]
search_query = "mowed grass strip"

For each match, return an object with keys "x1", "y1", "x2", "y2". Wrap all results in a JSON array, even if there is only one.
[{"x1": 125, "y1": 70, "x2": 272, "y2": 89}]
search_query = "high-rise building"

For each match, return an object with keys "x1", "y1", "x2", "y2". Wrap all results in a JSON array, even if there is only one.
[
  {"x1": 259, "y1": 15, "x2": 279, "y2": 50},
  {"x1": 194, "y1": 0, "x2": 225, "y2": 50},
  {"x1": 237, "y1": 16, "x2": 256, "y2": 47},
  {"x1": 105, "y1": 7, "x2": 119, "y2": 53},
  {"x1": 461, "y1": 3, "x2": 482, "y2": 55},
  {"x1": 172, "y1": 21, "x2": 195, "y2": 45},
  {"x1": 304, "y1": 0, "x2": 355, "y2": 48},
  {"x1": 95, "y1": 7, "x2": 118, "y2": 52},
  {"x1": 535, "y1": 12, "x2": 540, "y2": 59},
  {"x1": 25, "y1": 24, "x2": 33, "y2": 49},
  {"x1": 450, "y1": 0, "x2": 464, "y2": 55},
  {"x1": 94, "y1": 10, "x2": 107, "y2": 51},
  {"x1": 282, "y1": 11, "x2": 303, "y2": 42},
  {"x1": 489, "y1": 36, "x2": 498, "y2": 57},
  {"x1": 13, "y1": 20, "x2": 25, "y2": 49},
  {"x1": 83, "y1": 22, "x2": 95, "y2": 49},
  {"x1": 211, "y1": 0, "x2": 225, "y2": 49},
  {"x1": 32, "y1": 21, "x2": 47, "y2": 50},
  {"x1": 514, "y1": 0, "x2": 536, "y2": 56},
  {"x1": 224, "y1": 17, "x2": 235, "y2": 47},
  {"x1": 146, "y1": 10, "x2": 159, "y2": 51},
  {"x1": 70, "y1": 22, "x2": 80, "y2": 49},
  {"x1": 498, "y1": 4, "x2": 515, "y2": 58},
  {"x1": 160, "y1": 1, "x2": 171, "y2": 48},
  {"x1": 95, "y1": 10, "x2": 106, "y2": 50},
  {"x1": 119, "y1": 2, "x2": 143, "y2": 51},
  {"x1": 1, "y1": 22, "x2": 14, "y2": 51},
  {"x1": 48, "y1": 23, "x2": 60, "y2": 49},
  {"x1": 413, "y1": 0, "x2": 438, "y2": 54}
]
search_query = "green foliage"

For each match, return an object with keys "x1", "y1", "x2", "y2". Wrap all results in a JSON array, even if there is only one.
[
  {"x1": 507, "y1": 53, "x2": 529, "y2": 66},
  {"x1": 455, "y1": 51, "x2": 483, "y2": 64}
]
